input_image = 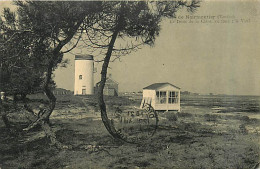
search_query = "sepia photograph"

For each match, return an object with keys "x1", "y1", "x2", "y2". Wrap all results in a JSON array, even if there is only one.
[{"x1": 0, "y1": 0, "x2": 259, "y2": 168}]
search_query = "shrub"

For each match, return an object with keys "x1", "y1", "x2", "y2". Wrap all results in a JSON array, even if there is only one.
[
  {"x1": 165, "y1": 112, "x2": 178, "y2": 122},
  {"x1": 239, "y1": 124, "x2": 248, "y2": 135},
  {"x1": 240, "y1": 116, "x2": 250, "y2": 123},
  {"x1": 176, "y1": 112, "x2": 193, "y2": 118},
  {"x1": 204, "y1": 114, "x2": 218, "y2": 122}
]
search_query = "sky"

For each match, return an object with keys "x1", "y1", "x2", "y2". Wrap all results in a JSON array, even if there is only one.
[{"x1": 1, "y1": 1, "x2": 260, "y2": 95}]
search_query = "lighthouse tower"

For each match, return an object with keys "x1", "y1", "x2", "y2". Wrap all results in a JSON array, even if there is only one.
[{"x1": 74, "y1": 55, "x2": 94, "y2": 95}]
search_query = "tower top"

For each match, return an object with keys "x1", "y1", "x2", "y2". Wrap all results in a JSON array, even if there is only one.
[{"x1": 75, "y1": 55, "x2": 93, "y2": 60}]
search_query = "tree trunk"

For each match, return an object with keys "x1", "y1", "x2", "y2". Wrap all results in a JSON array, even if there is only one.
[
  {"x1": 98, "y1": 29, "x2": 121, "y2": 139},
  {"x1": 0, "y1": 98, "x2": 11, "y2": 128},
  {"x1": 13, "y1": 94, "x2": 18, "y2": 104},
  {"x1": 43, "y1": 59, "x2": 56, "y2": 123},
  {"x1": 38, "y1": 59, "x2": 61, "y2": 147},
  {"x1": 23, "y1": 19, "x2": 85, "y2": 147},
  {"x1": 23, "y1": 59, "x2": 63, "y2": 148},
  {"x1": 21, "y1": 93, "x2": 27, "y2": 102},
  {"x1": 97, "y1": 4, "x2": 132, "y2": 141},
  {"x1": 41, "y1": 121, "x2": 63, "y2": 148},
  {"x1": 1, "y1": 114, "x2": 11, "y2": 128}
]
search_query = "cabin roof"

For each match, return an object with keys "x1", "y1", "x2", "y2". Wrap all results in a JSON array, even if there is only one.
[{"x1": 143, "y1": 82, "x2": 180, "y2": 90}]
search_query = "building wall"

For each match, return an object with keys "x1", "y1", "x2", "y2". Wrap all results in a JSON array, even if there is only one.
[
  {"x1": 140, "y1": 90, "x2": 156, "y2": 108},
  {"x1": 103, "y1": 86, "x2": 117, "y2": 96},
  {"x1": 95, "y1": 78, "x2": 119, "y2": 96},
  {"x1": 105, "y1": 83, "x2": 118, "y2": 96},
  {"x1": 107, "y1": 88, "x2": 115, "y2": 96},
  {"x1": 74, "y1": 59, "x2": 94, "y2": 95}
]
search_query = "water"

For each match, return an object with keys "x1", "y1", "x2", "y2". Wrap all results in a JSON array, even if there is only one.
[{"x1": 181, "y1": 95, "x2": 260, "y2": 113}]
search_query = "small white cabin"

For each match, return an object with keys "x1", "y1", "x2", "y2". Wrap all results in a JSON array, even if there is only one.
[{"x1": 140, "y1": 82, "x2": 181, "y2": 112}]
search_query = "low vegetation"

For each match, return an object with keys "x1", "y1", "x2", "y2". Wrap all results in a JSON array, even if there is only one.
[{"x1": 0, "y1": 94, "x2": 259, "y2": 168}]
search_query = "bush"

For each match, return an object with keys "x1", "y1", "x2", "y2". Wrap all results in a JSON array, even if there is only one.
[
  {"x1": 204, "y1": 114, "x2": 218, "y2": 122},
  {"x1": 239, "y1": 124, "x2": 248, "y2": 135},
  {"x1": 165, "y1": 112, "x2": 178, "y2": 122},
  {"x1": 240, "y1": 116, "x2": 250, "y2": 123},
  {"x1": 176, "y1": 112, "x2": 193, "y2": 118}
]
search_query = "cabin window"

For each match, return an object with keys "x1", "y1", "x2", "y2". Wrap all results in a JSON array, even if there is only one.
[
  {"x1": 79, "y1": 75, "x2": 82, "y2": 80},
  {"x1": 169, "y1": 91, "x2": 178, "y2": 104},
  {"x1": 156, "y1": 91, "x2": 167, "y2": 104}
]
